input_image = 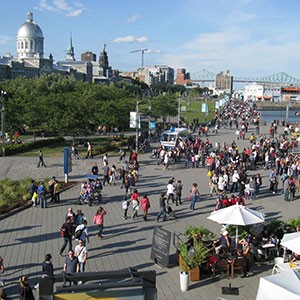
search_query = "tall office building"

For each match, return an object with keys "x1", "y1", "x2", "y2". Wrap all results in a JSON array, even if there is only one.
[{"x1": 215, "y1": 70, "x2": 233, "y2": 93}]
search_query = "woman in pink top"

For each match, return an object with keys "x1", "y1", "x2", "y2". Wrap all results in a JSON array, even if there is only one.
[
  {"x1": 140, "y1": 194, "x2": 150, "y2": 221},
  {"x1": 93, "y1": 207, "x2": 107, "y2": 238}
]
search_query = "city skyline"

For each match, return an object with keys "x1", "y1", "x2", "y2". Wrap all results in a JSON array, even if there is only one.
[{"x1": 1, "y1": 0, "x2": 300, "y2": 78}]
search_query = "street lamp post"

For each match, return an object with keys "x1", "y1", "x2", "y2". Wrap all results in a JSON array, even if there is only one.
[
  {"x1": 178, "y1": 96, "x2": 181, "y2": 128},
  {"x1": 135, "y1": 96, "x2": 151, "y2": 152},
  {"x1": 1, "y1": 90, "x2": 6, "y2": 157},
  {"x1": 135, "y1": 100, "x2": 139, "y2": 153},
  {"x1": 204, "y1": 92, "x2": 208, "y2": 123}
]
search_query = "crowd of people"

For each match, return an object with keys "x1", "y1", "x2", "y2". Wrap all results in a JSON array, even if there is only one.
[{"x1": 4, "y1": 97, "x2": 300, "y2": 298}]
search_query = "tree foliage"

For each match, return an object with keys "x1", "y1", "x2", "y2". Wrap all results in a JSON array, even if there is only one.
[{"x1": 0, "y1": 74, "x2": 184, "y2": 136}]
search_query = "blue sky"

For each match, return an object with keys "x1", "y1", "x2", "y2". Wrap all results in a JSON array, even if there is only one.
[{"x1": 1, "y1": 0, "x2": 300, "y2": 79}]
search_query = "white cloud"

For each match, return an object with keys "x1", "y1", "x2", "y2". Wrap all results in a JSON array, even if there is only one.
[
  {"x1": 67, "y1": 9, "x2": 83, "y2": 17},
  {"x1": 35, "y1": 0, "x2": 58, "y2": 12},
  {"x1": 113, "y1": 36, "x2": 149, "y2": 43},
  {"x1": 162, "y1": 27, "x2": 300, "y2": 77},
  {"x1": 35, "y1": 0, "x2": 84, "y2": 17},
  {"x1": 127, "y1": 14, "x2": 140, "y2": 23},
  {"x1": 148, "y1": 49, "x2": 161, "y2": 54}
]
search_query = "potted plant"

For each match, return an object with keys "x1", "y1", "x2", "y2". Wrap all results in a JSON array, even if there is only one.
[
  {"x1": 178, "y1": 236, "x2": 211, "y2": 282},
  {"x1": 178, "y1": 243, "x2": 190, "y2": 292}
]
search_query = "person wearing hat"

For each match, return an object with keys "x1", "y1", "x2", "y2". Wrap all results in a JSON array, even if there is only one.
[
  {"x1": 219, "y1": 230, "x2": 232, "y2": 254},
  {"x1": 19, "y1": 276, "x2": 35, "y2": 300}
]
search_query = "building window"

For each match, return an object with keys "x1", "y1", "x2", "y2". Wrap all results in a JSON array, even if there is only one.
[
  {"x1": 21, "y1": 41, "x2": 24, "y2": 49},
  {"x1": 30, "y1": 40, "x2": 33, "y2": 50},
  {"x1": 25, "y1": 41, "x2": 28, "y2": 49}
]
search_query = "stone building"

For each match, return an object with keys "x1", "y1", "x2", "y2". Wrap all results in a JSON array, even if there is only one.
[
  {"x1": 0, "y1": 12, "x2": 91, "y2": 82},
  {"x1": 215, "y1": 70, "x2": 233, "y2": 93}
]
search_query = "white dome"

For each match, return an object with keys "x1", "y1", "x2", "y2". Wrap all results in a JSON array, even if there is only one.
[
  {"x1": 16, "y1": 12, "x2": 44, "y2": 60},
  {"x1": 17, "y1": 12, "x2": 43, "y2": 39}
]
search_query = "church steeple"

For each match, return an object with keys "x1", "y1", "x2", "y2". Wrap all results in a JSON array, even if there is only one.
[
  {"x1": 99, "y1": 44, "x2": 109, "y2": 69},
  {"x1": 65, "y1": 33, "x2": 75, "y2": 61}
]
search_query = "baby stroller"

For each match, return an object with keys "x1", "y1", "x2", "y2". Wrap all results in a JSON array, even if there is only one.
[
  {"x1": 78, "y1": 183, "x2": 94, "y2": 206},
  {"x1": 166, "y1": 205, "x2": 176, "y2": 220}
]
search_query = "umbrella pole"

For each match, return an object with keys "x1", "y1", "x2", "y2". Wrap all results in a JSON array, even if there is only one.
[{"x1": 236, "y1": 227, "x2": 238, "y2": 248}]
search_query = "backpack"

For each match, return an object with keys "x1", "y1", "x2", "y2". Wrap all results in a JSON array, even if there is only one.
[
  {"x1": 60, "y1": 224, "x2": 67, "y2": 237},
  {"x1": 74, "y1": 226, "x2": 85, "y2": 239}
]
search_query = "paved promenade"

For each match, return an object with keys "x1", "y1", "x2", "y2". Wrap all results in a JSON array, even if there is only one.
[{"x1": 1, "y1": 124, "x2": 300, "y2": 299}]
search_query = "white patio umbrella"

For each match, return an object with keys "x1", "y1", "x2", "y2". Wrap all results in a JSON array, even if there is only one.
[
  {"x1": 281, "y1": 232, "x2": 300, "y2": 255},
  {"x1": 207, "y1": 203, "x2": 265, "y2": 245},
  {"x1": 256, "y1": 269, "x2": 300, "y2": 300}
]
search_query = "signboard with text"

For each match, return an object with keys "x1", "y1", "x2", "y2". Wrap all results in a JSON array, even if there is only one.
[{"x1": 150, "y1": 226, "x2": 171, "y2": 267}]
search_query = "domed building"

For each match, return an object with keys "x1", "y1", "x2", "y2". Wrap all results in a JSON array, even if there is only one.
[
  {"x1": 17, "y1": 12, "x2": 44, "y2": 60},
  {"x1": 0, "y1": 12, "x2": 108, "y2": 83}
]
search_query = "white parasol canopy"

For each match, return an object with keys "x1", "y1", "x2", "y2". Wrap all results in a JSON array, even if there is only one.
[
  {"x1": 207, "y1": 203, "x2": 265, "y2": 245},
  {"x1": 281, "y1": 232, "x2": 300, "y2": 255},
  {"x1": 256, "y1": 269, "x2": 300, "y2": 300}
]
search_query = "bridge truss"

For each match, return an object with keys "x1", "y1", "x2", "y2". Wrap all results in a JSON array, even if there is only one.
[{"x1": 190, "y1": 70, "x2": 300, "y2": 85}]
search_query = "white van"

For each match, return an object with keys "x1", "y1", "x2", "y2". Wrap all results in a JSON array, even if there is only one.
[{"x1": 160, "y1": 128, "x2": 189, "y2": 149}]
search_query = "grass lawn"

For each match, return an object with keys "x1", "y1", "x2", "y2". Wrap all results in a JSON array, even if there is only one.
[
  {"x1": 180, "y1": 99, "x2": 216, "y2": 123},
  {"x1": 15, "y1": 136, "x2": 126, "y2": 157}
]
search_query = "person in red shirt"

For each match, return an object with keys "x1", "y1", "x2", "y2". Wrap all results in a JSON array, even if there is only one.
[
  {"x1": 236, "y1": 195, "x2": 245, "y2": 206},
  {"x1": 229, "y1": 195, "x2": 236, "y2": 206},
  {"x1": 222, "y1": 196, "x2": 229, "y2": 208},
  {"x1": 93, "y1": 207, "x2": 107, "y2": 238},
  {"x1": 140, "y1": 194, "x2": 151, "y2": 221}
]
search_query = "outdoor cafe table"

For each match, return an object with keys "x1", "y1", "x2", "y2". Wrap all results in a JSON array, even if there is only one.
[{"x1": 272, "y1": 262, "x2": 300, "y2": 275}]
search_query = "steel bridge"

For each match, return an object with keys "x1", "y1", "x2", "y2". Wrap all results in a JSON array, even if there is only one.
[{"x1": 190, "y1": 69, "x2": 300, "y2": 85}]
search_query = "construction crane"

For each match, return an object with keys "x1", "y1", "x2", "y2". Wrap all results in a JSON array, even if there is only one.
[{"x1": 130, "y1": 48, "x2": 148, "y2": 67}]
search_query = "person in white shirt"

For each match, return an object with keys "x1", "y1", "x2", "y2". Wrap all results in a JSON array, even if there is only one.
[
  {"x1": 230, "y1": 170, "x2": 240, "y2": 193},
  {"x1": 166, "y1": 179, "x2": 175, "y2": 204},
  {"x1": 74, "y1": 219, "x2": 89, "y2": 246},
  {"x1": 74, "y1": 239, "x2": 88, "y2": 273}
]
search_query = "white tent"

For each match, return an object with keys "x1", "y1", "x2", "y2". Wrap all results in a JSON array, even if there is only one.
[
  {"x1": 281, "y1": 232, "x2": 300, "y2": 255},
  {"x1": 256, "y1": 269, "x2": 300, "y2": 300},
  {"x1": 207, "y1": 203, "x2": 265, "y2": 245}
]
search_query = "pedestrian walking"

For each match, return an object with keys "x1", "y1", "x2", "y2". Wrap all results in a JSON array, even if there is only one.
[
  {"x1": 93, "y1": 207, "x2": 107, "y2": 238},
  {"x1": 74, "y1": 219, "x2": 89, "y2": 246},
  {"x1": 34, "y1": 253, "x2": 54, "y2": 290},
  {"x1": 122, "y1": 196, "x2": 129, "y2": 220},
  {"x1": 59, "y1": 218, "x2": 73, "y2": 256},
  {"x1": 63, "y1": 250, "x2": 79, "y2": 286},
  {"x1": 189, "y1": 183, "x2": 200, "y2": 210},
  {"x1": 141, "y1": 194, "x2": 150, "y2": 221},
  {"x1": 103, "y1": 164, "x2": 110, "y2": 186},
  {"x1": 37, "y1": 149, "x2": 46, "y2": 167},
  {"x1": 175, "y1": 180, "x2": 183, "y2": 205},
  {"x1": 131, "y1": 189, "x2": 140, "y2": 219},
  {"x1": 166, "y1": 179, "x2": 175, "y2": 204},
  {"x1": 74, "y1": 239, "x2": 88, "y2": 274},
  {"x1": 156, "y1": 192, "x2": 167, "y2": 222},
  {"x1": 85, "y1": 142, "x2": 93, "y2": 159}
]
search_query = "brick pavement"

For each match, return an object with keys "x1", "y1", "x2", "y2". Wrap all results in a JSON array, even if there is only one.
[{"x1": 0, "y1": 125, "x2": 300, "y2": 299}]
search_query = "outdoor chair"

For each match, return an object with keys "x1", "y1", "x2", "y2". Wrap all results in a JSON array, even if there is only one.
[{"x1": 230, "y1": 257, "x2": 244, "y2": 277}]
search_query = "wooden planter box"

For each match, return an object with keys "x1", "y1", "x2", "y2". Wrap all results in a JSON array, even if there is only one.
[
  {"x1": 179, "y1": 254, "x2": 201, "y2": 282},
  {"x1": 190, "y1": 267, "x2": 200, "y2": 281}
]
